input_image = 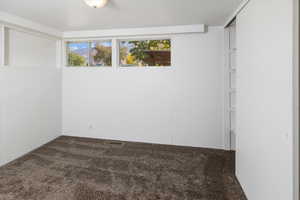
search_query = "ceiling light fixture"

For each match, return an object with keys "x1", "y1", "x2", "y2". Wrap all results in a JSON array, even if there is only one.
[{"x1": 84, "y1": 0, "x2": 108, "y2": 8}]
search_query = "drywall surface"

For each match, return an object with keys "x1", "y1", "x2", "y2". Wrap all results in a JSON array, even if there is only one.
[
  {"x1": 236, "y1": 0, "x2": 294, "y2": 199},
  {"x1": 0, "y1": 29, "x2": 62, "y2": 166},
  {"x1": 63, "y1": 27, "x2": 225, "y2": 149},
  {"x1": 293, "y1": 0, "x2": 299, "y2": 199}
]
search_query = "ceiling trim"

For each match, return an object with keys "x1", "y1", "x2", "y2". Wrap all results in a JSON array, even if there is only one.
[
  {"x1": 63, "y1": 24, "x2": 207, "y2": 39},
  {"x1": 0, "y1": 11, "x2": 62, "y2": 38}
]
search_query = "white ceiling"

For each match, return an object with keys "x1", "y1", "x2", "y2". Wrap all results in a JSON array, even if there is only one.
[{"x1": 0, "y1": 0, "x2": 242, "y2": 31}]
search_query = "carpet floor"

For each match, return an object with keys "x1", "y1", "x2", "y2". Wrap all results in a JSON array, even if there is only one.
[{"x1": 0, "y1": 136, "x2": 247, "y2": 200}]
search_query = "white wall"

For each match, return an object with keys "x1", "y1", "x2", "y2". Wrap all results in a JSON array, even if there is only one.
[
  {"x1": 293, "y1": 1, "x2": 299, "y2": 199},
  {"x1": 63, "y1": 27, "x2": 225, "y2": 149},
  {"x1": 236, "y1": 0, "x2": 295, "y2": 199},
  {"x1": 0, "y1": 28, "x2": 62, "y2": 166}
]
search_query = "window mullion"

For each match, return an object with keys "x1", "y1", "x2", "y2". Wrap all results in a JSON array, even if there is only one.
[
  {"x1": 88, "y1": 41, "x2": 91, "y2": 66},
  {"x1": 112, "y1": 38, "x2": 118, "y2": 68}
]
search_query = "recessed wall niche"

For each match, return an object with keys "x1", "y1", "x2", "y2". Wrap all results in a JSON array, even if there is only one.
[{"x1": 1, "y1": 26, "x2": 58, "y2": 68}]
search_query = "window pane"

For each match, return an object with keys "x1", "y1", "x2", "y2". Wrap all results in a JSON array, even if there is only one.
[
  {"x1": 67, "y1": 42, "x2": 89, "y2": 66},
  {"x1": 119, "y1": 39, "x2": 171, "y2": 67},
  {"x1": 90, "y1": 41, "x2": 112, "y2": 66}
]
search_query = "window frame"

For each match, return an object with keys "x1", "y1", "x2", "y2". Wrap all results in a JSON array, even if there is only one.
[
  {"x1": 64, "y1": 36, "x2": 173, "y2": 68},
  {"x1": 118, "y1": 38, "x2": 172, "y2": 68},
  {"x1": 65, "y1": 39, "x2": 113, "y2": 67}
]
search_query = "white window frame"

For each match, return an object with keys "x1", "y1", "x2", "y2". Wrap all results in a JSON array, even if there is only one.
[
  {"x1": 118, "y1": 38, "x2": 172, "y2": 68},
  {"x1": 65, "y1": 39, "x2": 113, "y2": 67}
]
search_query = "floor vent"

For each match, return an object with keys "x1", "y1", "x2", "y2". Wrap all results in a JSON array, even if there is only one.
[{"x1": 106, "y1": 141, "x2": 124, "y2": 147}]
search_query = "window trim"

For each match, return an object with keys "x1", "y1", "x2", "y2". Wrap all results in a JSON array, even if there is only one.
[{"x1": 64, "y1": 35, "x2": 173, "y2": 68}]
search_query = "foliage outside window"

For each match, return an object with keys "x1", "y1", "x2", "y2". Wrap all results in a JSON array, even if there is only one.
[
  {"x1": 67, "y1": 41, "x2": 112, "y2": 67},
  {"x1": 119, "y1": 39, "x2": 171, "y2": 67}
]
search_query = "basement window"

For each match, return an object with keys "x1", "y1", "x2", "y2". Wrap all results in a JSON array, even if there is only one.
[
  {"x1": 119, "y1": 39, "x2": 171, "y2": 67},
  {"x1": 66, "y1": 40, "x2": 112, "y2": 67}
]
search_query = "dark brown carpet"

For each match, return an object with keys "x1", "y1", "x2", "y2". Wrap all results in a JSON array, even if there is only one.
[{"x1": 0, "y1": 136, "x2": 247, "y2": 200}]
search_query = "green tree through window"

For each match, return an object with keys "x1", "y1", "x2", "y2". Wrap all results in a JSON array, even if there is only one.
[
  {"x1": 68, "y1": 52, "x2": 86, "y2": 66},
  {"x1": 120, "y1": 39, "x2": 171, "y2": 67}
]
